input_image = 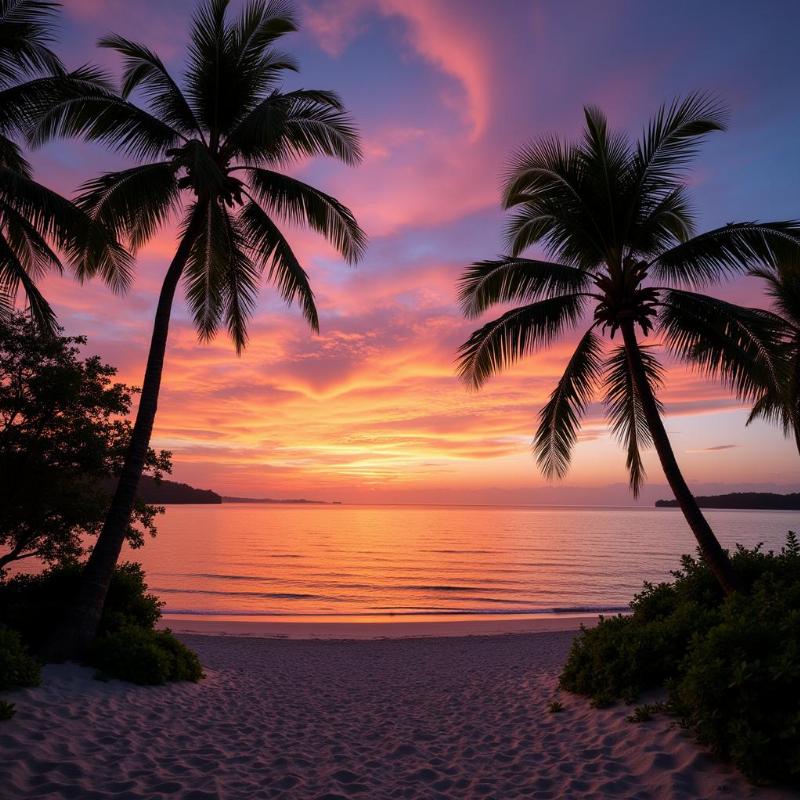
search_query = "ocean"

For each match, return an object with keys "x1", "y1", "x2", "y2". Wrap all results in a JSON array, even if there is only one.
[{"x1": 123, "y1": 503, "x2": 799, "y2": 623}]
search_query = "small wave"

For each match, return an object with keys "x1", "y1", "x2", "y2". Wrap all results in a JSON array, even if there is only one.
[
  {"x1": 154, "y1": 587, "x2": 325, "y2": 600},
  {"x1": 161, "y1": 605, "x2": 631, "y2": 618}
]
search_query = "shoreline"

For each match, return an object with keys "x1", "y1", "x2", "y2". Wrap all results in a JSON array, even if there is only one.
[{"x1": 158, "y1": 612, "x2": 605, "y2": 639}]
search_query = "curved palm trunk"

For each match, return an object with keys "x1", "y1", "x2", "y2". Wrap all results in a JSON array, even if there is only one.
[
  {"x1": 620, "y1": 321, "x2": 738, "y2": 594},
  {"x1": 45, "y1": 213, "x2": 203, "y2": 660}
]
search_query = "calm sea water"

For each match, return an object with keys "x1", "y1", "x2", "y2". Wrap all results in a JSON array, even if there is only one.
[{"x1": 123, "y1": 504, "x2": 800, "y2": 622}]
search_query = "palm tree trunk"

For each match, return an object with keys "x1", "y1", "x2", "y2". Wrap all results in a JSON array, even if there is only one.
[
  {"x1": 620, "y1": 321, "x2": 738, "y2": 594},
  {"x1": 44, "y1": 212, "x2": 203, "y2": 660}
]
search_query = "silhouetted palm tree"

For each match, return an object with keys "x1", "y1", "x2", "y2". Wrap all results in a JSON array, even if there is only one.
[
  {"x1": 457, "y1": 94, "x2": 800, "y2": 594},
  {"x1": 746, "y1": 260, "x2": 800, "y2": 454},
  {"x1": 34, "y1": 0, "x2": 366, "y2": 655},
  {"x1": 0, "y1": 0, "x2": 128, "y2": 329}
]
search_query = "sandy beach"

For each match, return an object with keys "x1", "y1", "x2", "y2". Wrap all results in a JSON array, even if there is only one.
[{"x1": 1, "y1": 627, "x2": 791, "y2": 800}]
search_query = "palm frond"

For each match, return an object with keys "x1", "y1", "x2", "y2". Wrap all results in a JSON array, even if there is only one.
[
  {"x1": 0, "y1": 0, "x2": 63, "y2": 87},
  {"x1": 0, "y1": 164, "x2": 133, "y2": 291},
  {"x1": 0, "y1": 227, "x2": 56, "y2": 331},
  {"x1": 501, "y1": 136, "x2": 606, "y2": 267},
  {"x1": 183, "y1": 198, "x2": 228, "y2": 341},
  {"x1": 75, "y1": 162, "x2": 179, "y2": 252},
  {"x1": 248, "y1": 167, "x2": 366, "y2": 263},
  {"x1": 458, "y1": 256, "x2": 591, "y2": 318},
  {"x1": 0, "y1": 193, "x2": 62, "y2": 278},
  {"x1": 633, "y1": 92, "x2": 726, "y2": 193},
  {"x1": 534, "y1": 328, "x2": 603, "y2": 479},
  {"x1": 29, "y1": 65, "x2": 182, "y2": 159},
  {"x1": 457, "y1": 293, "x2": 585, "y2": 388},
  {"x1": 580, "y1": 104, "x2": 634, "y2": 253},
  {"x1": 604, "y1": 344, "x2": 664, "y2": 497},
  {"x1": 224, "y1": 89, "x2": 356, "y2": 166},
  {"x1": 219, "y1": 205, "x2": 259, "y2": 353},
  {"x1": 98, "y1": 34, "x2": 201, "y2": 137},
  {"x1": 239, "y1": 198, "x2": 318, "y2": 331},
  {"x1": 659, "y1": 288, "x2": 785, "y2": 400},
  {"x1": 628, "y1": 187, "x2": 695, "y2": 256},
  {"x1": 650, "y1": 221, "x2": 800, "y2": 287}
]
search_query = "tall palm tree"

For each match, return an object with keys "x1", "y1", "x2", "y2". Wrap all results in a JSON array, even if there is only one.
[
  {"x1": 33, "y1": 0, "x2": 366, "y2": 656},
  {"x1": 0, "y1": 0, "x2": 128, "y2": 330},
  {"x1": 457, "y1": 94, "x2": 800, "y2": 594},
  {"x1": 746, "y1": 259, "x2": 800, "y2": 454}
]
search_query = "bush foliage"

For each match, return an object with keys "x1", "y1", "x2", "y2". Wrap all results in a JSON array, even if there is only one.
[
  {"x1": 0, "y1": 562, "x2": 201, "y2": 686},
  {"x1": 0, "y1": 562, "x2": 162, "y2": 654},
  {"x1": 560, "y1": 532, "x2": 800, "y2": 785},
  {"x1": 0, "y1": 314, "x2": 171, "y2": 574},
  {"x1": 0, "y1": 628, "x2": 41, "y2": 693},
  {"x1": 90, "y1": 626, "x2": 203, "y2": 685}
]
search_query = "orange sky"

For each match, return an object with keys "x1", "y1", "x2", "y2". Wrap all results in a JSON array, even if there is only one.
[{"x1": 31, "y1": 0, "x2": 800, "y2": 503}]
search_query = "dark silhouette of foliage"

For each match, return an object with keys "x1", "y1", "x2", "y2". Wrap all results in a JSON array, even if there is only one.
[
  {"x1": 0, "y1": 314, "x2": 171, "y2": 571},
  {"x1": 27, "y1": 0, "x2": 365, "y2": 656},
  {"x1": 0, "y1": 0, "x2": 129, "y2": 330},
  {"x1": 561, "y1": 533, "x2": 800, "y2": 786},
  {"x1": 746, "y1": 256, "x2": 800, "y2": 454},
  {"x1": 458, "y1": 94, "x2": 800, "y2": 592}
]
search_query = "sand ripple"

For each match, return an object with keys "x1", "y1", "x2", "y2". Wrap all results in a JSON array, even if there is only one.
[{"x1": 0, "y1": 632, "x2": 790, "y2": 799}]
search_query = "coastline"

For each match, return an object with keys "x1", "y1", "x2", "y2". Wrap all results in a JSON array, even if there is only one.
[{"x1": 157, "y1": 612, "x2": 606, "y2": 639}]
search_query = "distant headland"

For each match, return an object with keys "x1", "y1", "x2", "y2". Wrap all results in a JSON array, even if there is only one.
[
  {"x1": 656, "y1": 492, "x2": 800, "y2": 510},
  {"x1": 222, "y1": 497, "x2": 342, "y2": 505},
  {"x1": 132, "y1": 477, "x2": 339, "y2": 505},
  {"x1": 135, "y1": 476, "x2": 223, "y2": 504}
]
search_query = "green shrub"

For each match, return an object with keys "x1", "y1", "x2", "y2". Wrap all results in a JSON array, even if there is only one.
[
  {"x1": 0, "y1": 700, "x2": 15, "y2": 720},
  {"x1": 626, "y1": 702, "x2": 667, "y2": 724},
  {"x1": 671, "y1": 577, "x2": 800, "y2": 785},
  {"x1": 89, "y1": 626, "x2": 203, "y2": 685},
  {"x1": 0, "y1": 562, "x2": 162, "y2": 653},
  {"x1": 560, "y1": 532, "x2": 800, "y2": 786},
  {"x1": 0, "y1": 628, "x2": 40, "y2": 691}
]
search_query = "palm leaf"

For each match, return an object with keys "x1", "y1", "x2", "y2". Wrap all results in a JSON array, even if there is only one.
[
  {"x1": 248, "y1": 167, "x2": 366, "y2": 263},
  {"x1": 29, "y1": 65, "x2": 182, "y2": 159},
  {"x1": 0, "y1": 227, "x2": 55, "y2": 330},
  {"x1": 75, "y1": 162, "x2": 180, "y2": 251},
  {"x1": 0, "y1": 0, "x2": 63, "y2": 87},
  {"x1": 458, "y1": 256, "x2": 591, "y2": 318},
  {"x1": 98, "y1": 34, "x2": 201, "y2": 137},
  {"x1": 659, "y1": 288, "x2": 784, "y2": 401},
  {"x1": 534, "y1": 328, "x2": 603, "y2": 479},
  {"x1": 457, "y1": 293, "x2": 585, "y2": 388},
  {"x1": 650, "y1": 221, "x2": 800, "y2": 287},
  {"x1": 239, "y1": 198, "x2": 318, "y2": 331},
  {"x1": 603, "y1": 344, "x2": 664, "y2": 497},
  {"x1": 633, "y1": 92, "x2": 726, "y2": 193}
]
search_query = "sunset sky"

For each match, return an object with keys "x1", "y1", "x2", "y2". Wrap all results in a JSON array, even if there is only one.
[{"x1": 32, "y1": 0, "x2": 800, "y2": 504}]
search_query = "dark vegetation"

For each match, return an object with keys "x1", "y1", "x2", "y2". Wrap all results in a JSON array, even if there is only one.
[
  {"x1": 0, "y1": 563, "x2": 202, "y2": 687},
  {"x1": 0, "y1": 319, "x2": 201, "y2": 712},
  {"x1": 656, "y1": 492, "x2": 800, "y2": 510},
  {"x1": 33, "y1": 0, "x2": 366, "y2": 657},
  {"x1": 0, "y1": 315, "x2": 171, "y2": 572},
  {"x1": 456, "y1": 92, "x2": 800, "y2": 596},
  {"x1": 560, "y1": 532, "x2": 800, "y2": 786}
]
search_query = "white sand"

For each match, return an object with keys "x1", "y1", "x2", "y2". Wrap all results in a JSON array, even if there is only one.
[{"x1": 1, "y1": 630, "x2": 791, "y2": 799}]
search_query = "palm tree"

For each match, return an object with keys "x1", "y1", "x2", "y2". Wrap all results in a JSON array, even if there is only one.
[
  {"x1": 457, "y1": 94, "x2": 800, "y2": 594},
  {"x1": 0, "y1": 0, "x2": 128, "y2": 330},
  {"x1": 746, "y1": 259, "x2": 800, "y2": 454},
  {"x1": 33, "y1": 0, "x2": 366, "y2": 656}
]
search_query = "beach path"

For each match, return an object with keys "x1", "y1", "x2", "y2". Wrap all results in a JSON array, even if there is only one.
[{"x1": 0, "y1": 631, "x2": 790, "y2": 799}]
